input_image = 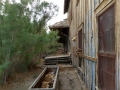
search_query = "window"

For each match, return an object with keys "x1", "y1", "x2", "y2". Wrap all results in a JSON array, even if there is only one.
[
  {"x1": 79, "y1": 57, "x2": 82, "y2": 67},
  {"x1": 78, "y1": 29, "x2": 82, "y2": 52},
  {"x1": 78, "y1": 29, "x2": 84, "y2": 69}
]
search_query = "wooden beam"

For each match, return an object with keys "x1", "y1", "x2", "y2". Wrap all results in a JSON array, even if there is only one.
[{"x1": 76, "y1": 52, "x2": 97, "y2": 62}]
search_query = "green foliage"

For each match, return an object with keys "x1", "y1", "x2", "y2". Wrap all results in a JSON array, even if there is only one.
[
  {"x1": 0, "y1": 0, "x2": 59, "y2": 83},
  {"x1": 0, "y1": 61, "x2": 11, "y2": 77},
  {"x1": 47, "y1": 31, "x2": 60, "y2": 53}
]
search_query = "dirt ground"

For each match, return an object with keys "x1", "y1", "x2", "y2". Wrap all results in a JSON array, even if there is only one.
[
  {"x1": 59, "y1": 65, "x2": 83, "y2": 90},
  {"x1": 0, "y1": 67, "x2": 43, "y2": 90},
  {"x1": 0, "y1": 64, "x2": 83, "y2": 90}
]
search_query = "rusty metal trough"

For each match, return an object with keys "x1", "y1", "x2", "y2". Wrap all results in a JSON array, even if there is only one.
[{"x1": 29, "y1": 66, "x2": 59, "y2": 90}]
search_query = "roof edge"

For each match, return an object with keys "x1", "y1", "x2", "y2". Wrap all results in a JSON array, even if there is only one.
[{"x1": 64, "y1": 0, "x2": 70, "y2": 14}]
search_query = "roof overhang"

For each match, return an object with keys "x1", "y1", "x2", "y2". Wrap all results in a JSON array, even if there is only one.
[
  {"x1": 49, "y1": 19, "x2": 69, "y2": 30},
  {"x1": 49, "y1": 26, "x2": 69, "y2": 29},
  {"x1": 64, "y1": 0, "x2": 70, "y2": 14}
]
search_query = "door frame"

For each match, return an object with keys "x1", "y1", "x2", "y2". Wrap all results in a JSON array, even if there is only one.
[{"x1": 94, "y1": 0, "x2": 117, "y2": 89}]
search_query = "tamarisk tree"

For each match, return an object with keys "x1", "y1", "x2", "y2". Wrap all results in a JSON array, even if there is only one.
[{"x1": 0, "y1": 0, "x2": 59, "y2": 83}]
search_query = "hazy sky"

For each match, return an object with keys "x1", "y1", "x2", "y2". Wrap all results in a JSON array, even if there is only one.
[
  {"x1": 46, "y1": 0, "x2": 67, "y2": 26},
  {"x1": 10, "y1": 0, "x2": 67, "y2": 26}
]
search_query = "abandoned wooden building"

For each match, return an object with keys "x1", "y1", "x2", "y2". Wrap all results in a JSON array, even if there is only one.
[
  {"x1": 64, "y1": 0, "x2": 120, "y2": 90},
  {"x1": 49, "y1": 18, "x2": 70, "y2": 52},
  {"x1": 44, "y1": 19, "x2": 71, "y2": 65}
]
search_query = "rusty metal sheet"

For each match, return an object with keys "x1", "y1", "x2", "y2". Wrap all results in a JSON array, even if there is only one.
[{"x1": 98, "y1": 5, "x2": 115, "y2": 90}]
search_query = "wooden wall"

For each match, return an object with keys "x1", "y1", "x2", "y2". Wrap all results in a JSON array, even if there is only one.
[
  {"x1": 68, "y1": 0, "x2": 96, "y2": 89},
  {"x1": 83, "y1": 0, "x2": 96, "y2": 90},
  {"x1": 116, "y1": 0, "x2": 120, "y2": 89},
  {"x1": 67, "y1": 0, "x2": 119, "y2": 89},
  {"x1": 68, "y1": 0, "x2": 78, "y2": 67}
]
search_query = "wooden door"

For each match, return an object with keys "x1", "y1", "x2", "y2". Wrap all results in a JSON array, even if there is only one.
[{"x1": 98, "y1": 5, "x2": 115, "y2": 90}]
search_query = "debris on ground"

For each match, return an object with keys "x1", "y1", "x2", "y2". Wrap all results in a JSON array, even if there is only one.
[{"x1": 40, "y1": 72, "x2": 55, "y2": 88}]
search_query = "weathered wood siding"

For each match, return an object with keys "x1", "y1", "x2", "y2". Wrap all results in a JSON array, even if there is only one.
[
  {"x1": 83, "y1": 0, "x2": 96, "y2": 90},
  {"x1": 67, "y1": 0, "x2": 119, "y2": 89},
  {"x1": 68, "y1": 0, "x2": 78, "y2": 67},
  {"x1": 116, "y1": 0, "x2": 120, "y2": 89}
]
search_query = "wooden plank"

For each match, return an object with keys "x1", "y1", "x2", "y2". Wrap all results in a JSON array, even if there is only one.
[
  {"x1": 95, "y1": 0, "x2": 115, "y2": 15},
  {"x1": 84, "y1": 59, "x2": 87, "y2": 86},
  {"x1": 81, "y1": 0, "x2": 83, "y2": 23},
  {"x1": 89, "y1": 61, "x2": 92, "y2": 90},
  {"x1": 84, "y1": 0, "x2": 87, "y2": 55},
  {"x1": 89, "y1": 0, "x2": 92, "y2": 56},
  {"x1": 118, "y1": 47, "x2": 120, "y2": 90},
  {"x1": 78, "y1": 67, "x2": 85, "y2": 74},
  {"x1": 92, "y1": 62, "x2": 95, "y2": 90},
  {"x1": 85, "y1": 59, "x2": 88, "y2": 88},
  {"x1": 76, "y1": 53, "x2": 97, "y2": 62},
  {"x1": 79, "y1": 1, "x2": 81, "y2": 27},
  {"x1": 87, "y1": 60, "x2": 89, "y2": 88},
  {"x1": 80, "y1": 0, "x2": 82, "y2": 25},
  {"x1": 100, "y1": 0, "x2": 104, "y2": 3},
  {"x1": 84, "y1": 55, "x2": 97, "y2": 62},
  {"x1": 92, "y1": 0, "x2": 95, "y2": 57},
  {"x1": 44, "y1": 54, "x2": 70, "y2": 59},
  {"x1": 94, "y1": 1, "x2": 99, "y2": 89},
  {"x1": 76, "y1": 5, "x2": 78, "y2": 28},
  {"x1": 116, "y1": 0, "x2": 120, "y2": 89},
  {"x1": 86, "y1": 60, "x2": 92, "y2": 90},
  {"x1": 94, "y1": 0, "x2": 100, "y2": 9},
  {"x1": 86, "y1": 1, "x2": 89, "y2": 55},
  {"x1": 91, "y1": 1, "x2": 96, "y2": 89},
  {"x1": 77, "y1": 4, "x2": 79, "y2": 28}
]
